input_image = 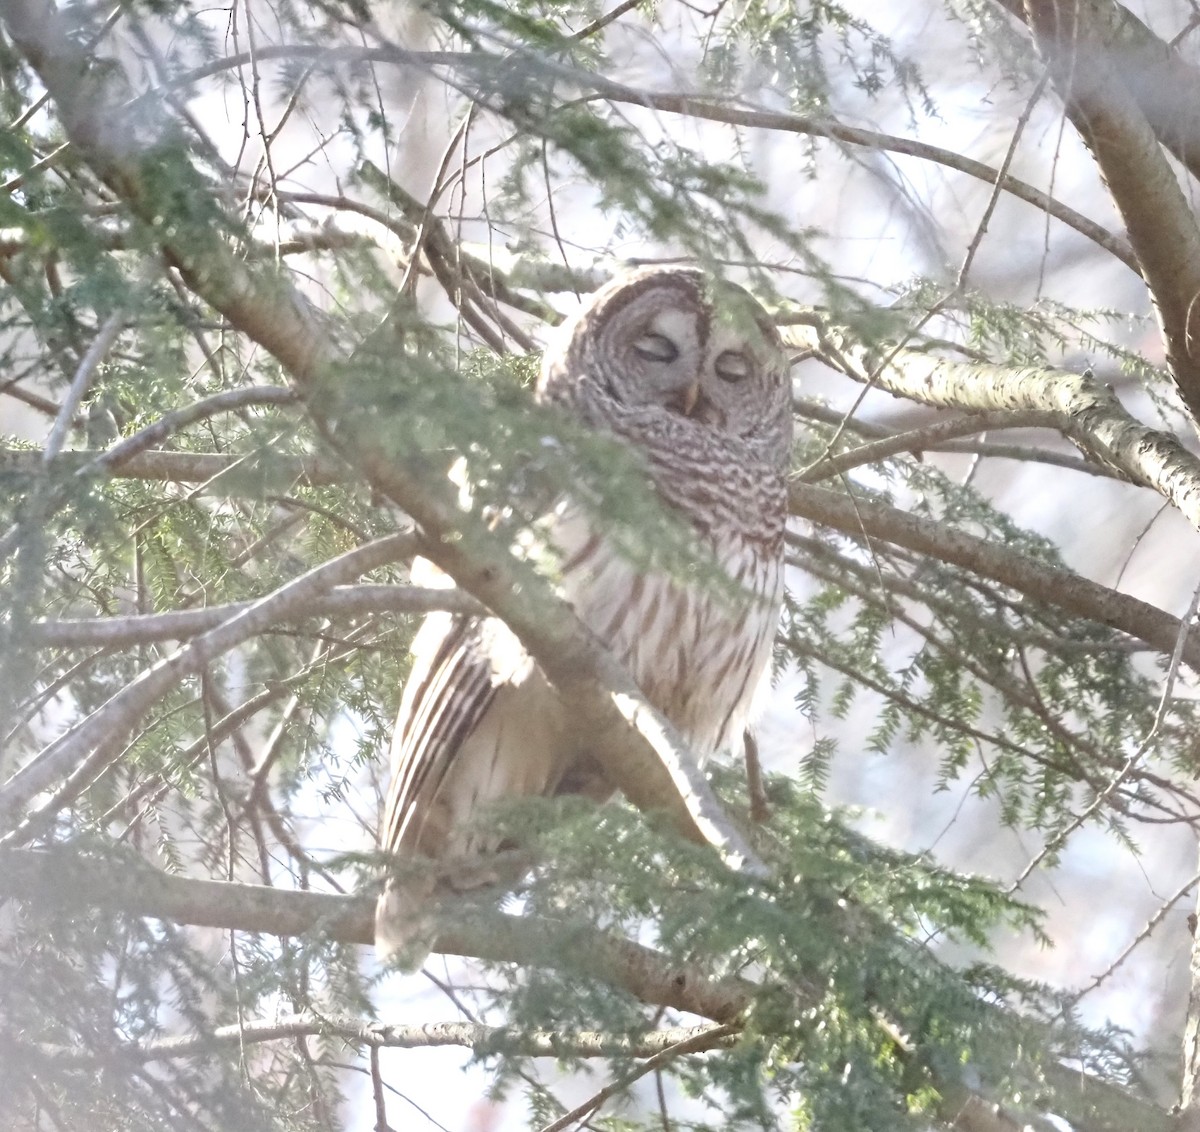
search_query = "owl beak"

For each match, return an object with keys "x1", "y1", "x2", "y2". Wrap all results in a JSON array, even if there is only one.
[{"x1": 679, "y1": 381, "x2": 701, "y2": 417}]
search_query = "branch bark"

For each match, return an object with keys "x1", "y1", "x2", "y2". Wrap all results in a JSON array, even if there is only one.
[
  {"x1": 792, "y1": 318, "x2": 1200, "y2": 535},
  {"x1": 1019, "y1": 0, "x2": 1200, "y2": 419},
  {"x1": 994, "y1": 0, "x2": 1200, "y2": 184},
  {"x1": 30, "y1": 1015, "x2": 731, "y2": 1066},
  {"x1": 29, "y1": 584, "x2": 484, "y2": 648}
]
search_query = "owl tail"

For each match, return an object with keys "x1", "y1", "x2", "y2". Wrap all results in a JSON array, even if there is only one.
[
  {"x1": 375, "y1": 873, "x2": 439, "y2": 972},
  {"x1": 376, "y1": 852, "x2": 529, "y2": 970}
]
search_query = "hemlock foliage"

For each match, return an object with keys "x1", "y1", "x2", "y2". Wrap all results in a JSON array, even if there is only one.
[{"x1": 1, "y1": 1, "x2": 1199, "y2": 1130}]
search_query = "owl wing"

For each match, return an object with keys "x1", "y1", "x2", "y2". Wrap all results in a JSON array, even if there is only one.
[{"x1": 380, "y1": 608, "x2": 501, "y2": 858}]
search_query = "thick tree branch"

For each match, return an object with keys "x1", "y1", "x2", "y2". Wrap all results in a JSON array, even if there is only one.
[
  {"x1": 792, "y1": 319, "x2": 1200, "y2": 534},
  {"x1": 994, "y1": 0, "x2": 1200, "y2": 184},
  {"x1": 0, "y1": 849, "x2": 1171, "y2": 1132},
  {"x1": 1020, "y1": 0, "x2": 1200, "y2": 419},
  {"x1": 0, "y1": 849, "x2": 752, "y2": 1022},
  {"x1": 789, "y1": 482, "x2": 1200, "y2": 672}
]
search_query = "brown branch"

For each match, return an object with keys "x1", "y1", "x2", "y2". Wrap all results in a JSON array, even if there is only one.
[
  {"x1": 793, "y1": 396, "x2": 1124, "y2": 480},
  {"x1": 1020, "y1": 0, "x2": 1200, "y2": 420},
  {"x1": 993, "y1": 0, "x2": 1200, "y2": 185},
  {"x1": 788, "y1": 482, "x2": 1200, "y2": 673},
  {"x1": 0, "y1": 849, "x2": 1172, "y2": 1132}
]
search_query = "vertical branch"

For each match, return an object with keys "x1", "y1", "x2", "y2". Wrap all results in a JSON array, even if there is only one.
[
  {"x1": 1183, "y1": 907, "x2": 1200, "y2": 1126},
  {"x1": 1023, "y1": 0, "x2": 1200, "y2": 420}
]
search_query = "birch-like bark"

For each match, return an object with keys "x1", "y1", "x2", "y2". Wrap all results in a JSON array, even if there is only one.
[{"x1": 792, "y1": 319, "x2": 1200, "y2": 535}]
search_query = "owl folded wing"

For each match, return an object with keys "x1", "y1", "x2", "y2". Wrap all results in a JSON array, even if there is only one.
[{"x1": 380, "y1": 611, "x2": 501, "y2": 859}]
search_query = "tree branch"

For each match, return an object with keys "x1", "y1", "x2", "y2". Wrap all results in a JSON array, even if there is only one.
[
  {"x1": 793, "y1": 319, "x2": 1200, "y2": 534},
  {"x1": 31, "y1": 1015, "x2": 731, "y2": 1066},
  {"x1": 0, "y1": 446, "x2": 347, "y2": 489},
  {"x1": 150, "y1": 42, "x2": 1138, "y2": 273},
  {"x1": 789, "y1": 482, "x2": 1200, "y2": 672},
  {"x1": 29, "y1": 584, "x2": 483, "y2": 648},
  {"x1": 993, "y1": 0, "x2": 1200, "y2": 185},
  {"x1": 1021, "y1": 0, "x2": 1200, "y2": 419},
  {"x1": 0, "y1": 848, "x2": 1172, "y2": 1132}
]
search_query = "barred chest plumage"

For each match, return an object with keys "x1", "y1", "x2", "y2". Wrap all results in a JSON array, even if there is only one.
[{"x1": 550, "y1": 468, "x2": 786, "y2": 760}]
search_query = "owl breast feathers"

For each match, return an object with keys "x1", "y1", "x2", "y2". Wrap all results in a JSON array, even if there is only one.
[{"x1": 377, "y1": 266, "x2": 793, "y2": 961}]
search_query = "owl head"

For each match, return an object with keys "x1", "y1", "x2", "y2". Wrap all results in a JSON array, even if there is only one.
[{"x1": 538, "y1": 266, "x2": 793, "y2": 469}]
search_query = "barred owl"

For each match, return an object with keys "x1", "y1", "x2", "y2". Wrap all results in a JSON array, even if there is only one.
[{"x1": 376, "y1": 266, "x2": 792, "y2": 960}]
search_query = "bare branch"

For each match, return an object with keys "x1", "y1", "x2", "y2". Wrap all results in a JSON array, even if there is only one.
[
  {"x1": 29, "y1": 584, "x2": 482, "y2": 648},
  {"x1": 32, "y1": 1016, "x2": 732, "y2": 1067},
  {"x1": 149, "y1": 43, "x2": 1138, "y2": 273}
]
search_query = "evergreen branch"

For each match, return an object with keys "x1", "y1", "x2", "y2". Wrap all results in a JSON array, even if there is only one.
[
  {"x1": 1021, "y1": 0, "x2": 1200, "y2": 419},
  {"x1": 788, "y1": 482, "x2": 1200, "y2": 672},
  {"x1": 0, "y1": 0, "x2": 764, "y2": 875},
  {"x1": 29, "y1": 584, "x2": 482, "y2": 648},
  {"x1": 0, "y1": 848, "x2": 1171, "y2": 1132},
  {"x1": 791, "y1": 533, "x2": 1146, "y2": 657},
  {"x1": 793, "y1": 322, "x2": 1200, "y2": 534},
  {"x1": 0, "y1": 848, "x2": 751, "y2": 1021},
  {"x1": 79, "y1": 385, "x2": 300, "y2": 474},
  {"x1": 357, "y1": 159, "x2": 549, "y2": 343},
  {"x1": 29, "y1": 1016, "x2": 732, "y2": 1066},
  {"x1": 0, "y1": 386, "x2": 306, "y2": 563},
  {"x1": 792, "y1": 541, "x2": 1198, "y2": 817},
  {"x1": 262, "y1": 186, "x2": 570, "y2": 321},
  {"x1": 0, "y1": 219, "x2": 373, "y2": 260},
  {"x1": 0, "y1": 533, "x2": 417, "y2": 843}
]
